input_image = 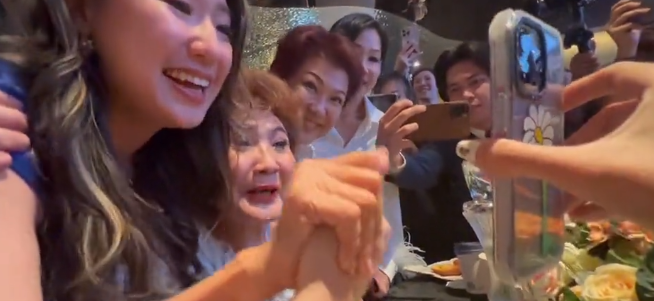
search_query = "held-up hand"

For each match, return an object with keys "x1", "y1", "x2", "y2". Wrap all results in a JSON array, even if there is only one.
[
  {"x1": 394, "y1": 42, "x2": 421, "y2": 74},
  {"x1": 258, "y1": 150, "x2": 389, "y2": 292},
  {"x1": 376, "y1": 100, "x2": 426, "y2": 171},
  {"x1": 606, "y1": 0, "x2": 649, "y2": 60},
  {"x1": 0, "y1": 91, "x2": 29, "y2": 170},
  {"x1": 295, "y1": 227, "x2": 385, "y2": 301},
  {"x1": 569, "y1": 51, "x2": 599, "y2": 81},
  {"x1": 455, "y1": 62, "x2": 654, "y2": 231},
  {"x1": 368, "y1": 269, "x2": 391, "y2": 299}
]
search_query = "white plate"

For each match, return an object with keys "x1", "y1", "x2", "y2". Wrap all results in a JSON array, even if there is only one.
[
  {"x1": 403, "y1": 259, "x2": 463, "y2": 281},
  {"x1": 446, "y1": 279, "x2": 467, "y2": 290}
]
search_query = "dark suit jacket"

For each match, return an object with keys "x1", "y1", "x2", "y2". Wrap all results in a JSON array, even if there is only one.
[{"x1": 396, "y1": 137, "x2": 478, "y2": 264}]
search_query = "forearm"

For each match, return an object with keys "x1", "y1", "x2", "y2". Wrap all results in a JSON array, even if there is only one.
[
  {"x1": 167, "y1": 244, "x2": 279, "y2": 301},
  {"x1": 388, "y1": 147, "x2": 443, "y2": 190},
  {"x1": 292, "y1": 281, "x2": 353, "y2": 301},
  {"x1": 295, "y1": 228, "x2": 367, "y2": 301}
]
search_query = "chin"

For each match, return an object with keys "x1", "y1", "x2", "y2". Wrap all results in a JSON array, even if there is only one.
[{"x1": 238, "y1": 198, "x2": 283, "y2": 221}]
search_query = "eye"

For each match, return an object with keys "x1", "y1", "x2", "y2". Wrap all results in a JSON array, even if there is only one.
[
  {"x1": 164, "y1": 0, "x2": 192, "y2": 14},
  {"x1": 330, "y1": 96, "x2": 344, "y2": 105},
  {"x1": 368, "y1": 56, "x2": 381, "y2": 63},
  {"x1": 302, "y1": 81, "x2": 318, "y2": 93},
  {"x1": 215, "y1": 24, "x2": 233, "y2": 39},
  {"x1": 232, "y1": 132, "x2": 252, "y2": 149},
  {"x1": 273, "y1": 139, "x2": 289, "y2": 151}
]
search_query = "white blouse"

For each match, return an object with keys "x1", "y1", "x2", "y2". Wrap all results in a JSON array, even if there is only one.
[{"x1": 196, "y1": 227, "x2": 295, "y2": 301}]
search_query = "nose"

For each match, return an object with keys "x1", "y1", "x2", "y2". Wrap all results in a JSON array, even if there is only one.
[
  {"x1": 306, "y1": 96, "x2": 327, "y2": 119},
  {"x1": 254, "y1": 145, "x2": 279, "y2": 174},
  {"x1": 188, "y1": 18, "x2": 223, "y2": 66},
  {"x1": 462, "y1": 89, "x2": 476, "y2": 101},
  {"x1": 361, "y1": 60, "x2": 371, "y2": 77}
]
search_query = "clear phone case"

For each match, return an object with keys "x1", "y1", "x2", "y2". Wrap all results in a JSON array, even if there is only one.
[{"x1": 488, "y1": 9, "x2": 567, "y2": 282}]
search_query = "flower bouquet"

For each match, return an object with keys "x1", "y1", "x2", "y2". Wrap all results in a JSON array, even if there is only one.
[{"x1": 553, "y1": 221, "x2": 654, "y2": 301}]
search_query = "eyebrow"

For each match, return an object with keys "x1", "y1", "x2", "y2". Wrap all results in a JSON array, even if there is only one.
[
  {"x1": 270, "y1": 126, "x2": 288, "y2": 138},
  {"x1": 307, "y1": 72, "x2": 324, "y2": 85},
  {"x1": 214, "y1": 1, "x2": 231, "y2": 18}
]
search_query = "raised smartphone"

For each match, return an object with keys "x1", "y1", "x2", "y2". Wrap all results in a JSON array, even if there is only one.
[
  {"x1": 404, "y1": 101, "x2": 471, "y2": 142},
  {"x1": 489, "y1": 9, "x2": 567, "y2": 282},
  {"x1": 369, "y1": 93, "x2": 398, "y2": 113}
]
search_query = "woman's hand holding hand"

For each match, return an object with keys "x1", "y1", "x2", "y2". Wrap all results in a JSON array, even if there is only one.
[
  {"x1": 294, "y1": 227, "x2": 374, "y2": 301},
  {"x1": 455, "y1": 62, "x2": 654, "y2": 230},
  {"x1": 253, "y1": 149, "x2": 389, "y2": 292},
  {"x1": 0, "y1": 91, "x2": 29, "y2": 170},
  {"x1": 376, "y1": 100, "x2": 425, "y2": 171}
]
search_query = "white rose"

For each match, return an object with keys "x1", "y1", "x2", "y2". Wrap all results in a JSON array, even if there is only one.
[{"x1": 582, "y1": 264, "x2": 638, "y2": 301}]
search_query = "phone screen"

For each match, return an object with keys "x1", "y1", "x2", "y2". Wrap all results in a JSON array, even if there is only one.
[
  {"x1": 510, "y1": 20, "x2": 565, "y2": 277},
  {"x1": 369, "y1": 93, "x2": 398, "y2": 113}
]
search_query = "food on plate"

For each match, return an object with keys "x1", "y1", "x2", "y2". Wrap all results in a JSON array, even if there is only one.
[{"x1": 431, "y1": 259, "x2": 461, "y2": 276}]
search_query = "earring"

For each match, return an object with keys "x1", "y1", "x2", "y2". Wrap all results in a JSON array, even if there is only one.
[{"x1": 80, "y1": 38, "x2": 94, "y2": 56}]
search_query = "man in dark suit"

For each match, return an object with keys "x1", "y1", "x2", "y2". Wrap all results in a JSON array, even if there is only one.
[{"x1": 398, "y1": 42, "x2": 491, "y2": 264}]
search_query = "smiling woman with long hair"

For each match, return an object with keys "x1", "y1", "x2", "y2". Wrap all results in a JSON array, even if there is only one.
[
  {"x1": 0, "y1": 1, "x2": 391, "y2": 300},
  {"x1": 0, "y1": 0, "x2": 246, "y2": 299}
]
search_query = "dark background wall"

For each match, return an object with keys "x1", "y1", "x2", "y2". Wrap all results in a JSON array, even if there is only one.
[{"x1": 251, "y1": 0, "x2": 618, "y2": 41}]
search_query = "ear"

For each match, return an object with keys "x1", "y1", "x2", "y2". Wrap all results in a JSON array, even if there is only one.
[{"x1": 65, "y1": 0, "x2": 96, "y2": 37}]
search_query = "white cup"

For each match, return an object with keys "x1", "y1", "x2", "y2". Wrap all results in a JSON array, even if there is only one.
[
  {"x1": 472, "y1": 253, "x2": 492, "y2": 294},
  {"x1": 454, "y1": 242, "x2": 485, "y2": 294}
]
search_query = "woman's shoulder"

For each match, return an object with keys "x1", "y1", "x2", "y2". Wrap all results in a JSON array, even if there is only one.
[{"x1": 195, "y1": 229, "x2": 237, "y2": 276}]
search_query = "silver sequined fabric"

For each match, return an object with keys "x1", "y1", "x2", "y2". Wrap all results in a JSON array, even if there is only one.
[{"x1": 243, "y1": 7, "x2": 460, "y2": 73}]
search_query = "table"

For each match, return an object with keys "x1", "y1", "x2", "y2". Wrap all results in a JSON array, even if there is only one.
[{"x1": 384, "y1": 275, "x2": 488, "y2": 301}]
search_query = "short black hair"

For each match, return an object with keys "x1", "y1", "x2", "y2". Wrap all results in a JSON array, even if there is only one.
[
  {"x1": 329, "y1": 13, "x2": 389, "y2": 62},
  {"x1": 433, "y1": 42, "x2": 490, "y2": 101},
  {"x1": 375, "y1": 72, "x2": 415, "y2": 101},
  {"x1": 411, "y1": 67, "x2": 434, "y2": 85}
]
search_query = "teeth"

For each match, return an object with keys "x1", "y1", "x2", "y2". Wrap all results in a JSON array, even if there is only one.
[{"x1": 164, "y1": 69, "x2": 210, "y2": 88}]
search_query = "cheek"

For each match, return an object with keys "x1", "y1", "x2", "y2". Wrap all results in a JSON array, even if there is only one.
[
  {"x1": 325, "y1": 105, "x2": 342, "y2": 127},
  {"x1": 279, "y1": 154, "x2": 296, "y2": 186}
]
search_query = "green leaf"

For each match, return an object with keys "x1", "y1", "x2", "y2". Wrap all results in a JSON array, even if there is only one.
[
  {"x1": 637, "y1": 248, "x2": 654, "y2": 301},
  {"x1": 606, "y1": 249, "x2": 643, "y2": 268},
  {"x1": 557, "y1": 287, "x2": 582, "y2": 301}
]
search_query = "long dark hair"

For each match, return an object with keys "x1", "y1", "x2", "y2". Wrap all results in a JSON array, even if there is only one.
[{"x1": 0, "y1": 0, "x2": 247, "y2": 300}]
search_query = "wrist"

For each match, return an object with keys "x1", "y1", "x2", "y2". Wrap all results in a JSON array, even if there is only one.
[
  {"x1": 388, "y1": 152, "x2": 405, "y2": 175},
  {"x1": 235, "y1": 243, "x2": 286, "y2": 299}
]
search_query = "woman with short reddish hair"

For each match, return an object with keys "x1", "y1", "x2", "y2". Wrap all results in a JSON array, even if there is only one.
[{"x1": 270, "y1": 25, "x2": 365, "y2": 150}]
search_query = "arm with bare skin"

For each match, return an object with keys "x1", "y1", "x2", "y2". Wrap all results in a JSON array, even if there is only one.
[{"x1": 293, "y1": 227, "x2": 369, "y2": 301}]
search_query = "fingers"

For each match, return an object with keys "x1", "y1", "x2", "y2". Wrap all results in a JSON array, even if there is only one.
[
  {"x1": 320, "y1": 165, "x2": 383, "y2": 274},
  {"x1": 562, "y1": 62, "x2": 654, "y2": 111},
  {"x1": 387, "y1": 105, "x2": 426, "y2": 133},
  {"x1": 455, "y1": 138, "x2": 598, "y2": 198},
  {"x1": 330, "y1": 149, "x2": 389, "y2": 175},
  {"x1": 611, "y1": 0, "x2": 642, "y2": 24},
  {"x1": 0, "y1": 128, "x2": 30, "y2": 152},
  {"x1": 612, "y1": 22, "x2": 645, "y2": 33},
  {"x1": 380, "y1": 99, "x2": 413, "y2": 125},
  {"x1": 0, "y1": 105, "x2": 28, "y2": 132},
  {"x1": 0, "y1": 152, "x2": 11, "y2": 171},
  {"x1": 614, "y1": 7, "x2": 650, "y2": 27},
  {"x1": 311, "y1": 179, "x2": 379, "y2": 276},
  {"x1": 374, "y1": 219, "x2": 391, "y2": 271},
  {"x1": 0, "y1": 91, "x2": 23, "y2": 110},
  {"x1": 565, "y1": 100, "x2": 638, "y2": 145}
]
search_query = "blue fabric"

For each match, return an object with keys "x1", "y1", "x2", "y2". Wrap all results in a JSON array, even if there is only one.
[{"x1": 0, "y1": 59, "x2": 40, "y2": 190}]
